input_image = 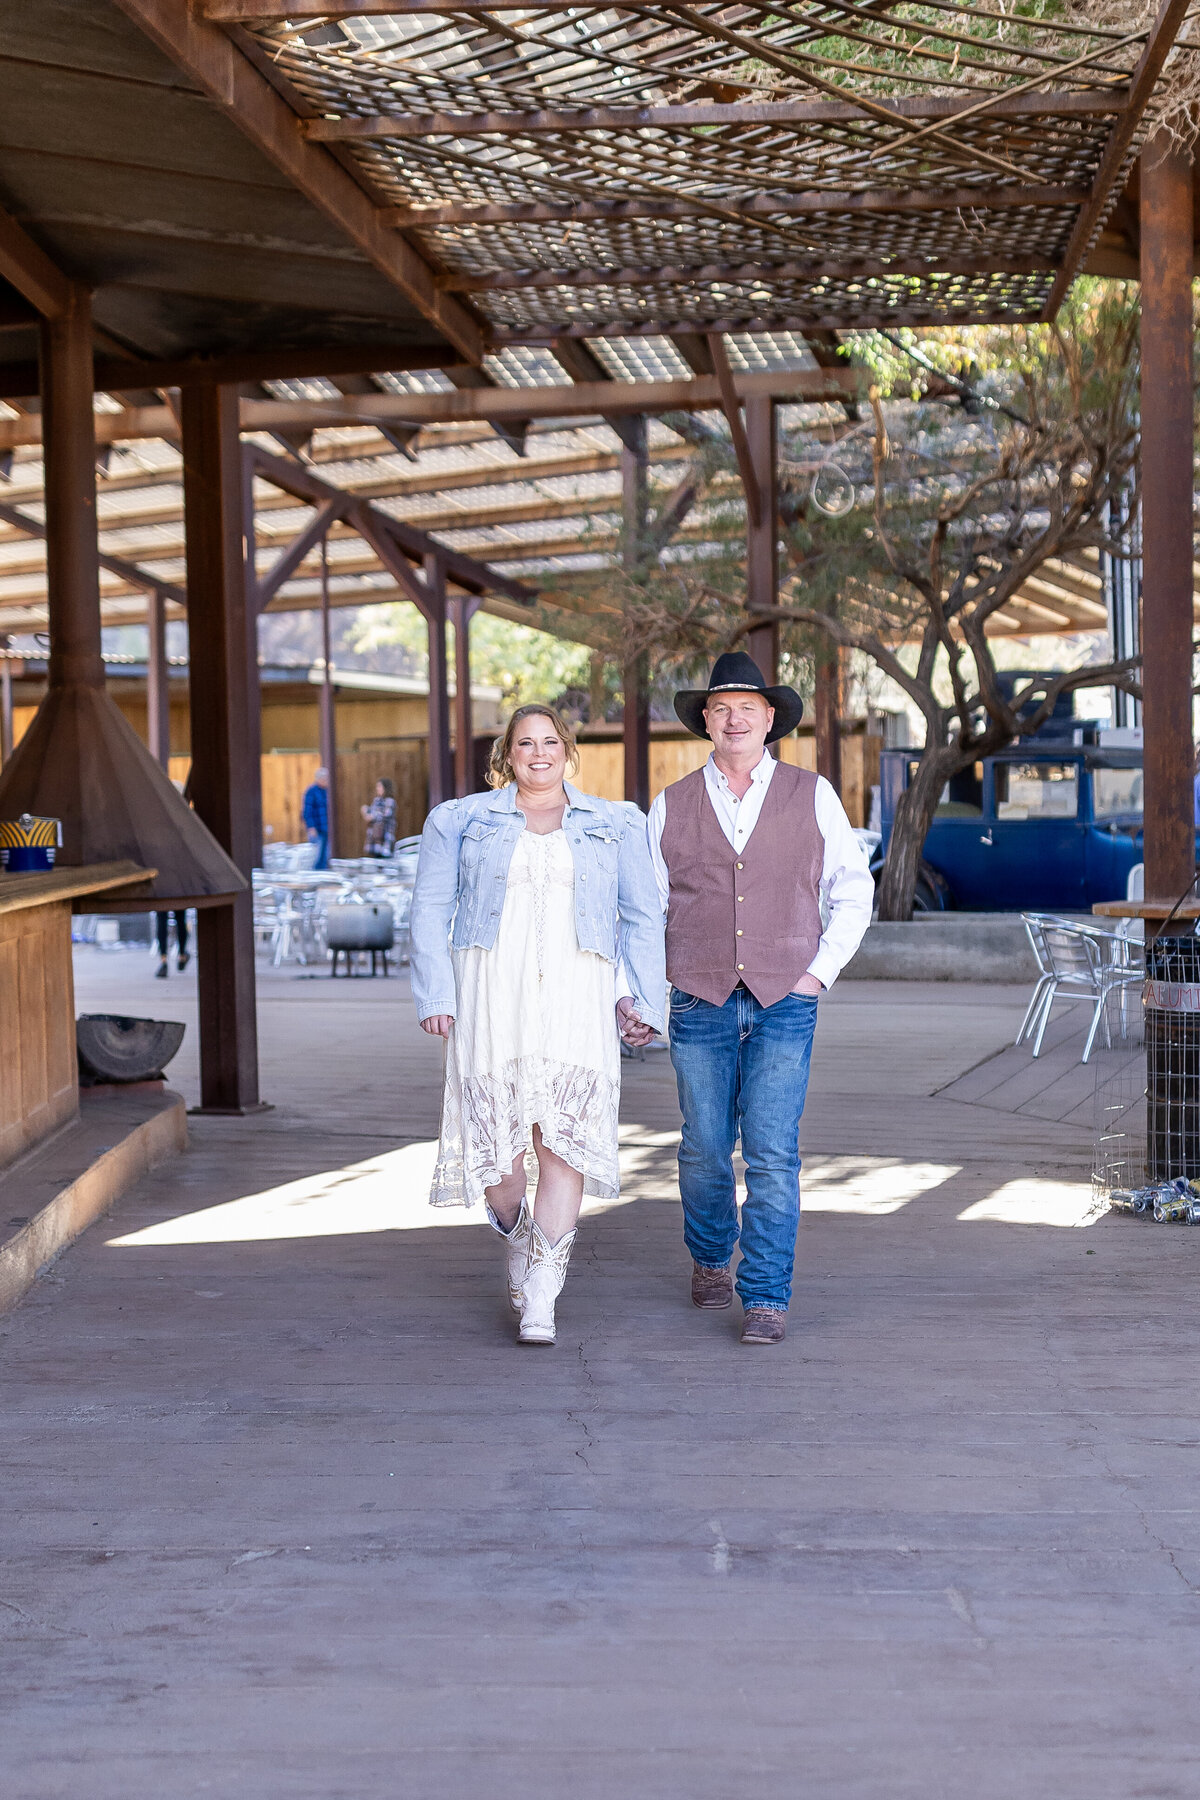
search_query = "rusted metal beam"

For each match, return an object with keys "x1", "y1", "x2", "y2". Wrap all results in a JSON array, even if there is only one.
[
  {"x1": 0, "y1": 343, "x2": 456, "y2": 403},
  {"x1": 0, "y1": 499, "x2": 188, "y2": 606},
  {"x1": 449, "y1": 592, "x2": 482, "y2": 799},
  {"x1": 708, "y1": 334, "x2": 762, "y2": 531},
  {"x1": 305, "y1": 87, "x2": 1125, "y2": 133},
  {"x1": 1138, "y1": 136, "x2": 1195, "y2": 904},
  {"x1": 622, "y1": 415, "x2": 651, "y2": 813},
  {"x1": 424, "y1": 553, "x2": 454, "y2": 808},
  {"x1": 0, "y1": 368, "x2": 860, "y2": 447},
  {"x1": 180, "y1": 383, "x2": 261, "y2": 1111},
  {"x1": 445, "y1": 253, "x2": 1058, "y2": 293},
  {"x1": 314, "y1": 95, "x2": 1104, "y2": 141},
  {"x1": 39, "y1": 292, "x2": 105, "y2": 690},
  {"x1": 550, "y1": 335, "x2": 645, "y2": 454},
  {"x1": 0, "y1": 202, "x2": 75, "y2": 322},
  {"x1": 1041, "y1": 0, "x2": 1194, "y2": 319},
  {"x1": 744, "y1": 395, "x2": 777, "y2": 682},
  {"x1": 386, "y1": 184, "x2": 1089, "y2": 230},
  {"x1": 254, "y1": 497, "x2": 346, "y2": 612},
  {"x1": 111, "y1": 0, "x2": 484, "y2": 362},
  {"x1": 247, "y1": 446, "x2": 533, "y2": 602},
  {"x1": 146, "y1": 588, "x2": 170, "y2": 768}
]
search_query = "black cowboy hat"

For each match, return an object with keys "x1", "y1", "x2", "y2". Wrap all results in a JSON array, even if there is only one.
[{"x1": 674, "y1": 651, "x2": 804, "y2": 744}]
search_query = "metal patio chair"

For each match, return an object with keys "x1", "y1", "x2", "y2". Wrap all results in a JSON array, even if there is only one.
[{"x1": 1028, "y1": 918, "x2": 1142, "y2": 1063}]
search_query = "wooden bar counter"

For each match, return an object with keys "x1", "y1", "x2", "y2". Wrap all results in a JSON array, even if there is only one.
[{"x1": 0, "y1": 861, "x2": 153, "y2": 1169}]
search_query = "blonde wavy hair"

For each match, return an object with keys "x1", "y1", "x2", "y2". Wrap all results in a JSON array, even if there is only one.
[{"x1": 488, "y1": 703, "x2": 580, "y2": 789}]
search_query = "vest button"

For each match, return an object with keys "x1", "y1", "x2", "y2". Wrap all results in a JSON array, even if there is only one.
[
  {"x1": 736, "y1": 929, "x2": 743, "y2": 937},
  {"x1": 737, "y1": 895, "x2": 744, "y2": 902},
  {"x1": 736, "y1": 861, "x2": 744, "y2": 870},
  {"x1": 737, "y1": 963, "x2": 745, "y2": 972}
]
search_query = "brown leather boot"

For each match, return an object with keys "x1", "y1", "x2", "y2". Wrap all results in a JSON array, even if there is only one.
[
  {"x1": 691, "y1": 1261, "x2": 733, "y2": 1309},
  {"x1": 740, "y1": 1308, "x2": 787, "y2": 1345}
]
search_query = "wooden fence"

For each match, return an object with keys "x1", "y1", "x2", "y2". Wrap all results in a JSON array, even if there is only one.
[
  {"x1": 169, "y1": 745, "x2": 430, "y2": 860},
  {"x1": 168, "y1": 730, "x2": 879, "y2": 859}
]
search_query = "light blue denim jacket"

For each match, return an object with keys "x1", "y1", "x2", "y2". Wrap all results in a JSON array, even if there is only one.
[{"x1": 410, "y1": 782, "x2": 666, "y2": 1034}]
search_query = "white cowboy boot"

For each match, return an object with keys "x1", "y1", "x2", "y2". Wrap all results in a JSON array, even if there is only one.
[
  {"x1": 486, "y1": 1196, "x2": 533, "y2": 1313},
  {"x1": 518, "y1": 1222, "x2": 577, "y2": 1345}
]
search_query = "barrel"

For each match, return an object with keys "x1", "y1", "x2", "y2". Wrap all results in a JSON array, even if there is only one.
[{"x1": 324, "y1": 901, "x2": 395, "y2": 953}]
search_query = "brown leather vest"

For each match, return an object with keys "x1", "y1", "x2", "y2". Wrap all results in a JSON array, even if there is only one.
[{"x1": 660, "y1": 762, "x2": 825, "y2": 1007}]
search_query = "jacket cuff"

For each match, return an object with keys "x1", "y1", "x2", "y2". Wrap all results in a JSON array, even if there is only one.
[
  {"x1": 630, "y1": 992, "x2": 665, "y2": 1036},
  {"x1": 416, "y1": 997, "x2": 456, "y2": 1024}
]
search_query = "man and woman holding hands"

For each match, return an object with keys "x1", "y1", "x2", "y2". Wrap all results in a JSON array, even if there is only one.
[{"x1": 411, "y1": 652, "x2": 873, "y2": 1346}]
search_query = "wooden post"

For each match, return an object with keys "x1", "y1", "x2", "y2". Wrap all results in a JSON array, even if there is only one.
[
  {"x1": 622, "y1": 414, "x2": 651, "y2": 811},
  {"x1": 39, "y1": 290, "x2": 104, "y2": 692},
  {"x1": 425, "y1": 552, "x2": 453, "y2": 807},
  {"x1": 318, "y1": 532, "x2": 338, "y2": 854},
  {"x1": 1139, "y1": 137, "x2": 1195, "y2": 905},
  {"x1": 450, "y1": 593, "x2": 476, "y2": 798},
  {"x1": 146, "y1": 587, "x2": 170, "y2": 768},
  {"x1": 744, "y1": 395, "x2": 779, "y2": 686},
  {"x1": 181, "y1": 383, "x2": 261, "y2": 1113}
]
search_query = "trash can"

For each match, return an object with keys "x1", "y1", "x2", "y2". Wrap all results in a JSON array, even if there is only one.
[{"x1": 1144, "y1": 934, "x2": 1200, "y2": 1182}]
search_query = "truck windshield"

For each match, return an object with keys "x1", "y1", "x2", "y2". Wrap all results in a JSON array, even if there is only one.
[
  {"x1": 994, "y1": 762, "x2": 1078, "y2": 820},
  {"x1": 1093, "y1": 765, "x2": 1144, "y2": 819}
]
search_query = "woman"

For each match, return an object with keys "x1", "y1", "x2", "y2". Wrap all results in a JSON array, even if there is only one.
[
  {"x1": 410, "y1": 704, "x2": 665, "y2": 1345},
  {"x1": 362, "y1": 777, "x2": 397, "y2": 859}
]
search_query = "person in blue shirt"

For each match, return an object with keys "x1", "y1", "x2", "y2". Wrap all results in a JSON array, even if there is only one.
[{"x1": 302, "y1": 766, "x2": 330, "y2": 869}]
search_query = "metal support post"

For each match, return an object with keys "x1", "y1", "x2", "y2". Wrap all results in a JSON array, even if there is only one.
[
  {"x1": 622, "y1": 414, "x2": 651, "y2": 811},
  {"x1": 1139, "y1": 137, "x2": 1195, "y2": 904},
  {"x1": 0, "y1": 652, "x2": 12, "y2": 765},
  {"x1": 39, "y1": 290, "x2": 104, "y2": 692},
  {"x1": 744, "y1": 395, "x2": 779, "y2": 686},
  {"x1": 1102, "y1": 484, "x2": 1142, "y2": 732},
  {"x1": 318, "y1": 532, "x2": 338, "y2": 854},
  {"x1": 425, "y1": 552, "x2": 454, "y2": 807},
  {"x1": 181, "y1": 383, "x2": 261, "y2": 1112},
  {"x1": 814, "y1": 641, "x2": 843, "y2": 795},
  {"x1": 146, "y1": 587, "x2": 170, "y2": 767},
  {"x1": 450, "y1": 592, "x2": 479, "y2": 798},
  {"x1": 241, "y1": 446, "x2": 264, "y2": 866}
]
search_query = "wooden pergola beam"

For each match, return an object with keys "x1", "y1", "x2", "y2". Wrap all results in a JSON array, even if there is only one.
[
  {"x1": 110, "y1": 0, "x2": 484, "y2": 361},
  {"x1": 0, "y1": 367, "x2": 860, "y2": 448},
  {"x1": 386, "y1": 184, "x2": 1089, "y2": 231},
  {"x1": 1041, "y1": 0, "x2": 1194, "y2": 318},
  {"x1": 445, "y1": 253, "x2": 1058, "y2": 294}
]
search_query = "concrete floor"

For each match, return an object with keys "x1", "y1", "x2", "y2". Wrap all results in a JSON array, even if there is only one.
[{"x1": 2, "y1": 947, "x2": 1198, "y2": 1797}]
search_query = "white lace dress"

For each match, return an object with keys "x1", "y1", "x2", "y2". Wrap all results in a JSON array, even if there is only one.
[{"x1": 430, "y1": 828, "x2": 621, "y2": 1209}]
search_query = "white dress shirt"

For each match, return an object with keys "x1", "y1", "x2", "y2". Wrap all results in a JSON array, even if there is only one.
[{"x1": 644, "y1": 752, "x2": 874, "y2": 992}]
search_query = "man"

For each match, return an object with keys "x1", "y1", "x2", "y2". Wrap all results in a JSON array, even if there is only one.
[
  {"x1": 302, "y1": 766, "x2": 330, "y2": 870},
  {"x1": 648, "y1": 651, "x2": 873, "y2": 1345}
]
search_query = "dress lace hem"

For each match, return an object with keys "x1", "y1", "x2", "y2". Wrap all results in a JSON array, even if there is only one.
[{"x1": 431, "y1": 1054, "x2": 620, "y2": 1209}]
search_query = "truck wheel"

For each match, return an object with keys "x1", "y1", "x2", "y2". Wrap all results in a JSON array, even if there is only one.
[{"x1": 913, "y1": 865, "x2": 952, "y2": 912}]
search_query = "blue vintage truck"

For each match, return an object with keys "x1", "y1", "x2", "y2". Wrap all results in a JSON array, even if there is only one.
[{"x1": 876, "y1": 741, "x2": 1146, "y2": 911}]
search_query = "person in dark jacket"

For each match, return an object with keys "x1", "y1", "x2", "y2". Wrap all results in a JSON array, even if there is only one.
[{"x1": 302, "y1": 767, "x2": 330, "y2": 869}]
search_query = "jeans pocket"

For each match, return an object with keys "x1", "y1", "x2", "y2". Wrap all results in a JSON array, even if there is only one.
[{"x1": 670, "y1": 987, "x2": 703, "y2": 1013}]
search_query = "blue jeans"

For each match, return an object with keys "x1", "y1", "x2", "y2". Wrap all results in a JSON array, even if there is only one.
[{"x1": 669, "y1": 986, "x2": 818, "y2": 1311}]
